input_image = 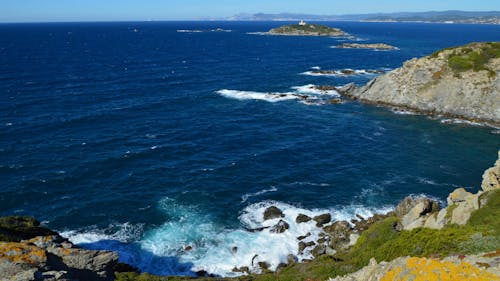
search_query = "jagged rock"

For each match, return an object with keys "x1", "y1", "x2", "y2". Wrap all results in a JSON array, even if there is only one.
[
  {"x1": 232, "y1": 266, "x2": 250, "y2": 274},
  {"x1": 397, "y1": 196, "x2": 440, "y2": 230},
  {"x1": 323, "y1": 221, "x2": 352, "y2": 249},
  {"x1": 423, "y1": 208, "x2": 448, "y2": 229},
  {"x1": 482, "y1": 151, "x2": 500, "y2": 192},
  {"x1": 257, "y1": 261, "x2": 270, "y2": 271},
  {"x1": 297, "y1": 232, "x2": 311, "y2": 241},
  {"x1": 270, "y1": 220, "x2": 290, "y2": 233},
  {"x1": 395, "y1": 196, "x2": 439, "y2": 219},
  {"x1": 296, "y1": 214, "x2": 312, "y2": 223},
  {"x1": 313, "y1": 213, "x2": 332, "y2": 227},
  {"x1": 335, "y1": 83, "x2": 357, "y2": 95},
  {"x1": 444, "y1": 188, "x2": 480, "y2": 225},
  {"x1": 298, "y1": 241, "x2": 316, "y2": 253},
  {"x1": 263, "y1": 206, "x2": 284, "y2": 221},
  {"x1": 311, "y1": 244, "x2": 326, "y2": 257}
]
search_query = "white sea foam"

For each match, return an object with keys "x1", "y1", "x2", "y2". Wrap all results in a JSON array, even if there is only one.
[
  {"x1": 63, "y1": 198, "x2": 393, "y2": 277},
  {"x1": 61, "y1": 222, "x2": 144, "y2": 244},
  {"x1": 301, "y1": 69, "x2": 388, "y2": 77},
  {"x1": 390, "y1": 108, "x2": 418, "y2": 115},
  {"x1": 311, "y1": 66, "x2": 321, "y2": 70},
  {"x1": 139, "y1": 199, "x2": 393, "y2": 277},
  {"x1": 216, "y1": 89, "x2": 298, "y2": 102},
  {"x1": 440, "y1": 118, "x2": 483, "y2": 126},
  {"x1": 216, "y1": 85, "x2": 339, "y2": 104},
  {"x1": 241, "y1": 186, "x2": 278, "y2": 203},
  {"x1": 292, "y1": 84, "x2": 339, "y2": 96}
]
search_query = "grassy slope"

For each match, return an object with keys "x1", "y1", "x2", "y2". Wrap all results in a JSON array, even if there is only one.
[{"x1": 431, "y1": 42, "x2": 500, "y2": 78}]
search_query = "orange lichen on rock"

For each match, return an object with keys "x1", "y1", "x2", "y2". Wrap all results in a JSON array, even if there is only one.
[
  {"x1": 381, "y1": 257, "x2": 500, "y2": 281},
  {"x1": 0, "y1": 242, "x2": 47, "y2": 265}
]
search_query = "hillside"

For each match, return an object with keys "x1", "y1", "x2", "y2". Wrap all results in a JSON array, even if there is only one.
[{"x1": 346, "y1": 42, "x2": 500, "y2": 125}]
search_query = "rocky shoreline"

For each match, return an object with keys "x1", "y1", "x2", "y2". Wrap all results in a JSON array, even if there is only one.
[
  {"x1": 2, "y1": 151, "x2": 499, "y2": 280},
  {"x1": 341, "y1": 42, "x2": 500, "y2": 126}
]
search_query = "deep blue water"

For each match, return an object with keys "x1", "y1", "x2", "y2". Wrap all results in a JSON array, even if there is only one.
[{"x1": 1, "y1": 21, "x2": 499, "y2": 276}]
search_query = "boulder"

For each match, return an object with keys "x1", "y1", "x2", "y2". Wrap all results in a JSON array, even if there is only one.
[
  {"x1": 263, "y1": 206, "x2": 284, "y2": 221},
  {"x1": 313, "y1": 213, "x2": 332, "y2": 227},
  {"x1": 323, "y1": 221, "x2": 352, "y2": 249},
  {"x1": 423, "y1": 208, "x2": 448, "y2": 229},
  {"x1": 270, "y1": 220, "x2": 290, "y2": 234},
  {"x1": 482, "y1": 151, "x2": 500, "y2": 192},
  {"x1": 296, "y1": 214, "x2": 312, "y2": 223},
  {"x1": 395, "y1": 196, "x2": 439, "y2": 219},
  {"x1": 298, "y1": 241, "x2": 315, "y2": 253},
  {"x1": 398, "y1": 197, "x2": 440, "y2": 230}
]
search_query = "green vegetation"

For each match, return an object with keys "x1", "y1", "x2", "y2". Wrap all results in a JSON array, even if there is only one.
[
  {"x1": 269, "y1": 24, "x2": 345, "y2": 36},
  {"x1": 445, "y1": 42, "x2": 500, "y2": 77},
  {"x1": 116, "y1": 191, "x2": 500, "y2": 281}
]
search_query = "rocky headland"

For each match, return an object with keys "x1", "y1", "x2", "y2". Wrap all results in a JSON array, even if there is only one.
[
  {"x1": 334, "y1": 43, "x2": 398, "y2": 50},
  {"x1": 342, "y1": 42, "x2": 500, "y2": 126},
  {"x1": 268, "y1": 23, "x2": 346, "y2": 37}
]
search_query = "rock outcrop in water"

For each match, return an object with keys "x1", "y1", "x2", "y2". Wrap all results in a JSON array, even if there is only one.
[
  {"x1": 268, "y1": 23, "x2": 346, "y2": 37},
  {"x1": 335, "y1": 43, "x2": 398, "y2": 50},
  {"x1": 345, "y1": 42, "x2": 500, "y2": 125}
]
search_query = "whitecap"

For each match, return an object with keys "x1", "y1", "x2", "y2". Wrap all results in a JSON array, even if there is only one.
[
  {"x1": 216, "y1": 89, "x2": 298, "y2": 102},
  {"x1": 241, "y1": 186, "x2": 278, "y2": 203}
]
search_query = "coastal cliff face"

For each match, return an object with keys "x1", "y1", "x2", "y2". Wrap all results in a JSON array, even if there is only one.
[{"x1": 349, "y1": 42, "x2": 500, "y2": 125}]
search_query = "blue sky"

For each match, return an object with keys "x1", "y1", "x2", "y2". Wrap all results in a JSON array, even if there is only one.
[{"x1": 1, "y1": 0, "x2": 499, "y2": 22}]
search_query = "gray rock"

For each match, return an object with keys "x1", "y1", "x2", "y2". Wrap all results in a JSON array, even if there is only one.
[
  {"x1": 263, "y1": 206, "x2": 284, "y2": 221},
  {"x1": 313, "y1": 213, "x2": 332, "y2": 227},
  {"x1": 270, "y1": 220, "x2": 290, "y2": 234},
  {"x1": 482, "y1": 151, "x2": 500, "y2": 192},
  {"x1": 296, "y1": 214, "x2": 312, "y2": 223}
]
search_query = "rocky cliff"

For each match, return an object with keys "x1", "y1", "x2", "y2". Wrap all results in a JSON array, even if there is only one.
[{"x1": 347, "y1": 42, "x2": 500, "y2": 125}]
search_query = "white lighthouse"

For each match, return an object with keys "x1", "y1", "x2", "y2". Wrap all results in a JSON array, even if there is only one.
[{"x1": 299, "y1": 20, "x2": 307, "y2": 26}]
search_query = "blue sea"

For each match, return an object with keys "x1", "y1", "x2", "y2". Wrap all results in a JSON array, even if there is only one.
[{"x1": 1, "y1": 21, "x2": 499, "y2": 276}]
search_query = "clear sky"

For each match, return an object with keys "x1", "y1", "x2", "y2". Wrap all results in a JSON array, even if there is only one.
[{"x1": 1, "y1": 0, "x2": 499, "y2": 22}]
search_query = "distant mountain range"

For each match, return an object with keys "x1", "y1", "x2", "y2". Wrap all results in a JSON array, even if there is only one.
[{"x1": 227, "y1": 11, "x2": 500, "y2": 24}]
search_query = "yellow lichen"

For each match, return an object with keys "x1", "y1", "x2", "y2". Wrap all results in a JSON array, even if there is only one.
[
  {"x1": 382, "y1": 257, "x2": 500, "y2": 281},
  {"x1": 0, "y1": 242, "x2": 47, "y2": 265}
]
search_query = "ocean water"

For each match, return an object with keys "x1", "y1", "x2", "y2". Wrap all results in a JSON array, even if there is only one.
[{"x1": 1, "y1": 21, "x2": 499, "y2": 276}]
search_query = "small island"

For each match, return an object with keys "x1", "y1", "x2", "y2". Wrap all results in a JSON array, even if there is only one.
[
  {"x1": 268, "y1": 20, "x2": 346, "y2": 37},
  {"x1": 335, "y1": 43, "x2": 398, "y2": 50}
]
